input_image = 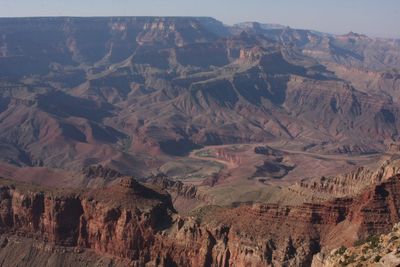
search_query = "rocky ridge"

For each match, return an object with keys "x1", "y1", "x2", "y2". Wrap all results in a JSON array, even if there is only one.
[
  {"x1": 1, "y1": 172, "x2": 400, "y2": 266},
  {"x1": 291, "y1": 157, "x2": 400, "y2": 199},
  {"x1": 0, "y1": 17, "x2": 400, "y2": 173}
]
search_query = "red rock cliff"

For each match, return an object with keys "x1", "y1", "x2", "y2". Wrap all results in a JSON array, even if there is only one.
[{"x1": 1, "y1": 175, "x2": 400, "y2": 266}]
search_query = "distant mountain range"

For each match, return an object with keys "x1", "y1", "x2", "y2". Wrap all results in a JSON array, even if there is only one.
[{"x1": 0, "y1": 17, "x2": 399, "y2": 174}]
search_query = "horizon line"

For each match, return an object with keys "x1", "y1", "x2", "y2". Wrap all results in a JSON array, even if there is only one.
[{"x1": 0, "y1": 15, "x2": 397, "y2": 40}]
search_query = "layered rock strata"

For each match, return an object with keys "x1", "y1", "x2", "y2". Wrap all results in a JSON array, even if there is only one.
[{"x1": 1, "y1": 175, "x2": 400, "y2": 266}]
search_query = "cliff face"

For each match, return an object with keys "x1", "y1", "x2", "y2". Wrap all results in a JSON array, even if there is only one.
[
  {"x1": 292, "y1": 158, "x2": 400, "y2": 198},
  {"x1": 0, "y1": 178, "x2": 174, "y2": 265},
  {"x1": 0, "y1": 178, "x2": 232, "y2": 266},
  {"x1": 1, "y1": 175, "x2": 400, "y2": 266}
]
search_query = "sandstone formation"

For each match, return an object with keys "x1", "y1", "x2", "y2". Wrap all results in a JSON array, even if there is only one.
[
  {"x1": 292, "y1": 157, "x2": 400, "y2": 198},
  {"x1": 0, "y1": 172, "x2": 399, "y2": 266},
  {"x1": 1, "y1": 16, "x2": 400, "y2": 267}
]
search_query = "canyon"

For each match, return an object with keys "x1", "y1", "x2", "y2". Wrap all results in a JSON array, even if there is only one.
[
  {"x1": 0, "y1": 16, "x2": 400, "y2": 266},
  {"x1": 2, "y1": 164, "x2": 400, "y2": 266}
]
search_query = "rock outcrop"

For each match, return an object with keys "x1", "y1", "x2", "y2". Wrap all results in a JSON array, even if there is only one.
[
  {"x1": 293, "y1": 158, "x2": 400, "y2": 198},
  {"x1": 146, "y1": 173, "x2": 198, "y2": 199},
  {"x1": 0, "y1": 177, "x2": 174, "y2": 265},
  {"x1": 312, "y1": 223, "x2": 400, "y2": 267},
  {"x1": 1, "y1": 174, "x2": 400, "y2": 266},
  {"x1": 82, "y1": 165, "x2": 123, "y2": 180}
]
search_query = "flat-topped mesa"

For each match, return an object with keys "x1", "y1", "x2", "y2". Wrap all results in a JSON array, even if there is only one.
[{"x1": 0, "y1": 16, "x2": 228, "y2": 73}]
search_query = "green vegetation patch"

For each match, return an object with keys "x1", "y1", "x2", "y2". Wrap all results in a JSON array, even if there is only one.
[
  {"x1": 354, "y1": 235, "x2": 380, "y2": 249},
  {"x1": 195, "y1": 149, "x2": 215, "y2": 158},
  {"x1": 335, "y1": 246, "x2": 347, "y2": 255},
  {"x1": 374, "y1": 255, "x2": 382, "y2": 262}
]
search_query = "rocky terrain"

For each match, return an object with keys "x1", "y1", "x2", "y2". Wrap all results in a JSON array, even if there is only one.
[
  {"x1": 0, "y1": 17, "x2": 400, "y2": 174},
  {"x1": 1, "y1": 164, "x2": 400, "y2": 266},
  {"x1": 312, "y1": 223, "x2": 400, "y2": 266},
  {"x1": 0, "y1": 16, "x2": 400, "y2": 266}
]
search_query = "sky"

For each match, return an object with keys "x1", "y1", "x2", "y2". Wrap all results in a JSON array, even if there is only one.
[{"x1": 0, "y1": 0, "x2": 399, "y2": 38}]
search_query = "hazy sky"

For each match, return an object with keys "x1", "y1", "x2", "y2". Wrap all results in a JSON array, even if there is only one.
[{"x1": 1, "y1": 0, "x2": 399, "y2": 38}]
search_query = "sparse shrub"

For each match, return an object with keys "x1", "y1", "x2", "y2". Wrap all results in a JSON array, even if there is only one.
[
  {"x1": 335, "y1": 245, "x2": 347, "y2": 255},
  {"x1": 354, "y1": 239, "x2": 366, "y2": 246},
  {"x1": 366, "y1": 235, "x2": 380, "y2": 249},
  {"x1": 374, "y1": 255, "x2": 382, "y2": 262},
  {"x1": 340, "y1": 254, "x2": 357, "y2": 266},
  {"x1": 346, "y1": 254, "x2": 356, "y2": 264},
  {"x1": 389, "y1": 235, "x2": 399, "y2": 243},
  {"x1": 354, "y1": 235, "x2": 380, "y2": 248}
]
